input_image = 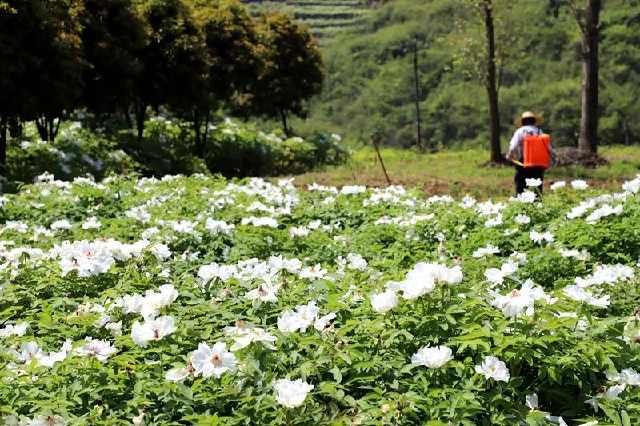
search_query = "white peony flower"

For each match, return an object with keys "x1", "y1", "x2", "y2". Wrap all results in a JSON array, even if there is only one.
[
  {"x1": 370, "y1": 290, "x2": 398, "y2": 313},
  {"x1": 571, "y1": 180, "x2": 589, "y2": 190},
  {"x1": 246, "y1": 283, "x2": 279, "y2": 303},
  {"x1": 530, "y1": 230, "x2": 554, "y2": 245},
  {"x1": 474, "y1": 356, "x2": 510, "y2": 382},
  {"x1": 273, "y1": 378, "x2": 314, "y2": 408},
  {"x1": 550, "y1": 181, "x2": 566, "y2": 190},
  {"x1": 410, "y1": 345, "x2": 453, "y2": 368},
  {"x1": 563, "y1": 285, "x2": 610, "y2": 308},
  {"x1": 131, "y1": 316, "x2": 176, "y2": 347},
  {"x1": 472, "y1": 244, "x2": 500, "y2": 258},
  {"x1": 515, "y1": 191, "x2": 537, "y2": 203},
  {"x1": 314, "y1": 312, "x2": 337, "y2": 331},
  {"x1": 224, "y1": 323, "x2": 277, "y2": 351},
  {"x1": 191, "y1": 342, "x2": 237, "y2": 378},
  {"x1": 0, "y1": 322, "x2": 29, "y2": 338},
  {"x1": 81, "y1": 216, "x2": 101, "y2": 230},
  {"x1": 165, "y1": 366, "x2": 191, "y2": 382},
  {"x1": 289, "y1": 226, "x2": 310, "y2": 237},
  {"x1": 514, "y1": 214, "x2": 531, "y2": 225},
  {"x1": 150, "y1": 243, "x2": 171, "y2": 260},
  {"x1": 25, "y1": 415, "x2": 67, "y2": 426},
  {"x1": 490, "y1": 280, "x2": 550, "y2": 318},
  {"x1": 74, "y1": 338, "x2": 117, "y2": 362},
  {"x1": 50, "y1": 219, "x2": 72, "y2": 231},
  {"x1": 205, "y1": 218, "x2": 235, "y2": 236},
  {"x1": 526, "y1": 178, "x2": 543, "y2": 188}
]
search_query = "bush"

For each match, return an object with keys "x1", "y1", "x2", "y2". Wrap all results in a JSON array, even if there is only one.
[
  {"x1": 6, "y1": 123, "x2": 139, "y2": 184},
  {"x1": 204, "y1": 118, "x2": 347, "y2": 177},
  {"x1": 118, "y1": 117, "x2": 209, "y2": 177}
]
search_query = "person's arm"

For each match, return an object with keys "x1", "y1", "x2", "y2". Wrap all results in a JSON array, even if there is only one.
[{"x1": 506, "y1": 129, "x2": 522, "y2": 160}]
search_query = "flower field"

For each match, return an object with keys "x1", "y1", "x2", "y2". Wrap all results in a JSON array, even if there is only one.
[{"x1": 2, "y1": 173, "x2": 640, "y2": 425}]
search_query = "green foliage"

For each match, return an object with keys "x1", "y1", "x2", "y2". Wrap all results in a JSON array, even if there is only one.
[
  {"x1": 1, "y1": 175, "x2": 640, "y2": 424},
  {"x1": 0, "y1": 0, "x2": 85, "y2": 128},
  {"x1": 79, "y1": 0, "x2": 146, "y2": 116},
  {"x1": 113, "y1": 116, "x2": 346, "y2": 178},
  {"x1": 308, "y1": 0, "x2": 640, "y2": 148},
  {"x1": 203, "y1": 119, "x2": 347, "y2": 176},
  {"x1": 119, "y1": 116, "x2": 209, "y2": 177},
  {"x1": 251, "y1": 12, "x2": 325, "y2": 134},
  {"x1": 5, "y1": 123, "x2": 138, "y2": 185}
]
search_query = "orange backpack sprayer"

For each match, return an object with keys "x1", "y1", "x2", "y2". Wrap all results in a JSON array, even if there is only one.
[{"x1": 522, "y1": 134, "x2": 551, "y2": 169}]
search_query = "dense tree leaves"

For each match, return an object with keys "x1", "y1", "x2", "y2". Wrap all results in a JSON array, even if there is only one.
[
  {"x1": 79, "y1": 0, "x2": 146, "y2": 123},
  {"x1": 251, "y1": 13, "x2": 324, "y2": 136}
]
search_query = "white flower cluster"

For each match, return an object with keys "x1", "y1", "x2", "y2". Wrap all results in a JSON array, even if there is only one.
[
  {"x1": 273, "y1": 379, "x2": 314, "y2": 408},
  {"x1": 7, "y1": 337, "x2": 117, "y2": 372},
  {"x1": 410, "y1": 346, "x2": 510, "y2": 384},
  {"x1": 278, "y1": 301, "x2": 336, "y2": 333},
  {"x1": 224, "y1": 322, "x2": 277, "y2": 351},
  {"x1": 370, "y1": 262, "x2": 462, "y2": 313},
  {"x1": 0, "y1": 322, "x2": 28, "y2": 338},
  {"x1": 574, "y1": 264, "x2": 634, "y2": 288},
  {"x1": 566, "y1": 193, "x2": 628, "y2": 220},
  {"x1": 622, "y1": 175, "x2": 640, "y2": 194},
  {"x1": 490, "y1": 280, "x2": 554, "y2": 318},
  {"x1": 472, "y1": 244, "x2": 500, "y2": 258},
  {"x1": 585, "y1": 203, "x2": 623, "y2": 223},
  {"x1": 363, "y1": 186, "x2": 416, "y2": 207},
  {"x1": 484, "y1": 260, "x2": 518, "y2": 286},
  {"x1": 53, "y1": 239, "x2": 149, "y2": 277},
  {"x1": 375, "y1": 213, "x2": 434, "y2": 227},
  {"x1": 529, "y1": 230, "x2": 554, "y2": 245}
]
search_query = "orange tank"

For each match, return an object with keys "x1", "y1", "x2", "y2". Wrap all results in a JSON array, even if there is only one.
[{"x1": 523, "y1": 134, "x2": 551, "y2": 169}]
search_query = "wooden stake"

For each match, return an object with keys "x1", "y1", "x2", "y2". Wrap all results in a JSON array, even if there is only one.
[{"x1": 372, "y1": 134, "x2": 392, "y2": 186}]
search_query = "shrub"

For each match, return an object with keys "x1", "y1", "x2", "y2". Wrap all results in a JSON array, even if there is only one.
[{"x1": 6, "y1": 123, "x2": 139, "y2": 184}]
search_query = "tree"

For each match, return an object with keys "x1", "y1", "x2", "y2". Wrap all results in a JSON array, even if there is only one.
[
  {"x1": 550, "y1": 0, "x2": 602, "y2": 154},
  {"x1": 189, "y1": 0, "x2": 260, "y2": 155},
  {"x1": 481, "y1": 0, "x2": 502, "y2": 163},
  {"x1": 0, "y1": 0, "x2": 84, "y2": 175},
  {"x1": 80, "y1": 0, "x2": 146, "y2": 127},
  {"x1": 252, "y1": 13, "x2": 324, "y2": 136},
  {"x1": 133, "y1": 0, "x2": 207, "y2": 140},
  {"x1": 600, "y1": 7, "x2": 640, "y2": 145},
  {"x1": 451, "y1": 0, "x2": 516, "y2": 163}
]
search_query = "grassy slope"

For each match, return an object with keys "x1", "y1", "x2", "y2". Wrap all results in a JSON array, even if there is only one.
[
  {"x1": 241, "y1": 0, "x2": 370, "y2": 44},
  {"x1": 293, "y1": 145, "x2": 640, "y2": 198}
]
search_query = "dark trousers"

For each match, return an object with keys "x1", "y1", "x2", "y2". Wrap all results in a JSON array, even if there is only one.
[{"x1": 514, "y1": 166, "x2": 545, "y2": 195}]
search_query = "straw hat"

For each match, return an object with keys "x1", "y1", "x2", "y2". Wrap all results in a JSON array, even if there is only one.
[{"x1": 515, "y1": 111, "x2": 544, "y2": 127}]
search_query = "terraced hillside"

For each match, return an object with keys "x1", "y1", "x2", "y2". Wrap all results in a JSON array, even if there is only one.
[{"x1": 242, "y1": 0, "x2": 372, "y2": 44}]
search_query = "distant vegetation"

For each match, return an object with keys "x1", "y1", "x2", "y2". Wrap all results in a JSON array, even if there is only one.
[
  {"x1": 241, "y1": 0, "x2": 372, "y2": 44},
  {"x1": 302, "y1": 0, "x2": 639, "y2": 154}
]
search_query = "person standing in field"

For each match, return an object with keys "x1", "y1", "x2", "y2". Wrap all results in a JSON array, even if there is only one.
[{"x1": 507, "y1": 111, "x2": 555, "y2": 195}]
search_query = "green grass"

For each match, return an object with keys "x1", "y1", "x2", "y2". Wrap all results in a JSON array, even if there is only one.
[{"x1": 292, "y1": 145, "x2": 640, "y2": 198}]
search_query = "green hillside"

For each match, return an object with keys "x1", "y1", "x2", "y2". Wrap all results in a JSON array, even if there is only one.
[
  {"x1": 241, "y1": 0, "x2": 372, "y2": 43},
  {"x1": 301, "y1": 0, "x2": 640, "y2": 150}
]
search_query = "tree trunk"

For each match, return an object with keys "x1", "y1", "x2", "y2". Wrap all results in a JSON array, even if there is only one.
[
  {"x1": 413, "y1": 38, "x2": 423, "y2": 150},
  {"x1": 578, "y1": 0, "x2": 601, "y2": 154},
  {"x1": 280, "y1": 109, "x2": 289, "y2": 137},
  {"x1": 47, "y1": 117, "x2": 60, "y2": 141},
  {"x1": 123, "y1": 106, "x2": 133, "y2": 129},
  {"x1": 483, "y1": 0, "x2": 502, "y2": 163},
  {"x1": 35, "y1": 117, "x2": 48, "y2": 141},
  {"x1": 135, "y1": 102, "x2": 146, "y2": 141},
  {"x1": 0, "y1": 117, "x2": 7, "y2": 178},
  {"x1": 193, "y1": 109, "x2": 203, "y2": 157},
  {"x1": 203, "y1": 113, "x2": 210, "y2": 146}
]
